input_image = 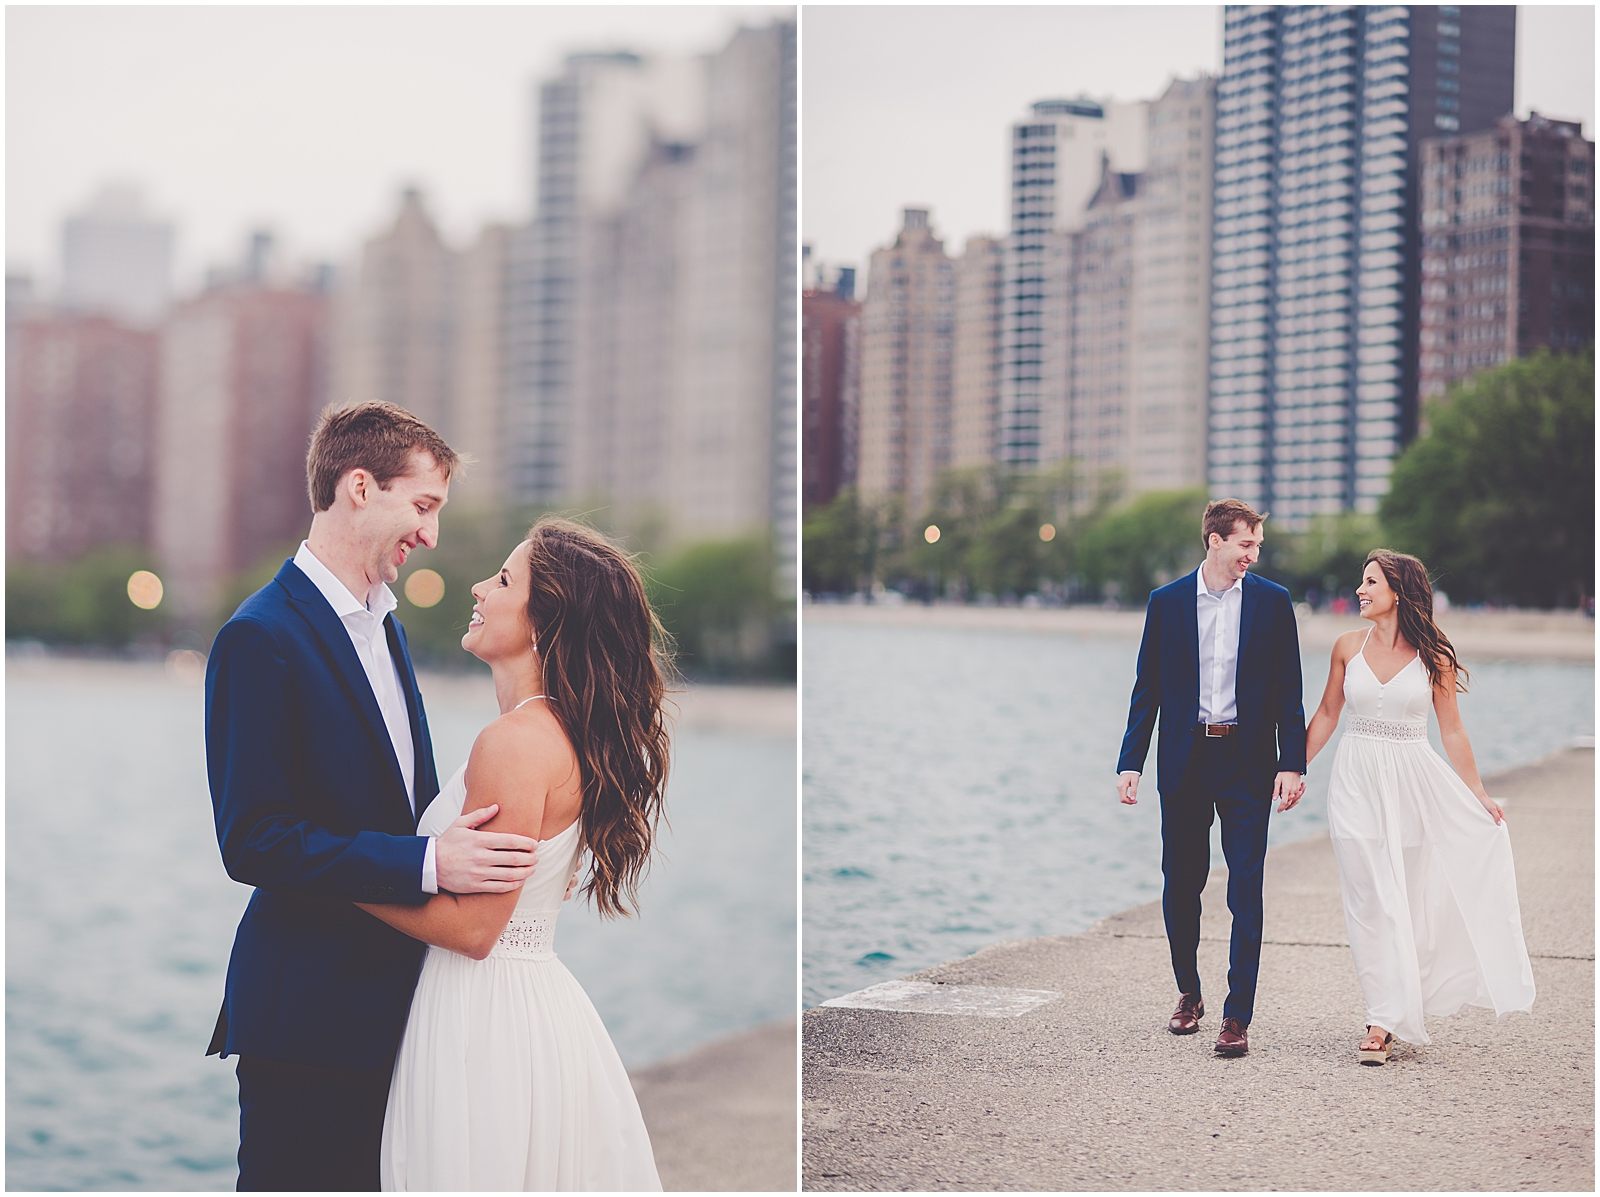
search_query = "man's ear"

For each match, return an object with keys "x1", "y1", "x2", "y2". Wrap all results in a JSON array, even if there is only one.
[{"x1": 345, "y1": 468, "x2": 372, "y2": 509}]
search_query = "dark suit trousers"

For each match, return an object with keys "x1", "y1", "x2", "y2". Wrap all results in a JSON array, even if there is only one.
[
  {"x1": 236, "y1": 1055, "x2": 392, "y2": 1191},
  {"x1": 1158, "y1": 733, "x2": 1272, "y2": 1025}
]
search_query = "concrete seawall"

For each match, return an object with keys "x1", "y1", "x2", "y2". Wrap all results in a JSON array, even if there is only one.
[
  {"x1": 803, "y1": 747, "x2": 1594, "y2": 1191},
  {"x1": 634, "y1": 1019, "x2": 797, "y2": 1191}
]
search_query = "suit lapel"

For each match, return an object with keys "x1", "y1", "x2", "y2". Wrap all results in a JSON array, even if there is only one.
[
  {"x1": 275, "y1": 562, "x2": 413, "y2": 828},
  {"x1": 385, "y1": 614, "x2": 437, "y2": 827},
  {"x1": 1183, "y1": 568, "x2": 1200, "y2": 676},
  {"x1": 1238, "y1": 571, "x2": 1261, "y2": 666}
]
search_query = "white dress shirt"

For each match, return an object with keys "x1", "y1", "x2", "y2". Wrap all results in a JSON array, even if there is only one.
[
  {"x1": 1196, "y1": 565, "x2": 1244, "y2": 725},
  {"x1": 294, "y1": 542, "x2": 437, "y2": 894}
]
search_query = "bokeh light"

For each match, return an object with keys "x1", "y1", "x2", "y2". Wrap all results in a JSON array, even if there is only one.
[
  {"x1": 1039, "y1": 523, "x2": 1056, "y2": 542},
  {"x1": 127, "y1": 570, "x2": 163, "y2": 609},
  {"x1": 165, "y1": 649, "x2": 206, "y2": 684},
  {"x1": 923, "y1": 525, "x2": 941, "y2": 544},
  {"x1": 404, "y1": 568, "x2": 446, "y2": 608}
]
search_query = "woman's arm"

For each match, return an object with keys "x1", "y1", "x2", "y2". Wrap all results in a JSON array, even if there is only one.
[
  {"x1": 1304, "y1": 633, "x2": 1355, "y2": 765},
  {"x1": 356, "y1": 718, "x2": 553, "y2": 959},
  {"x1": 1433, "y1": 671, "x2": 1503, "y2": 823}
]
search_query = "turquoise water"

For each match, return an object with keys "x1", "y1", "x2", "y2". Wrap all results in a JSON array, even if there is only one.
[
  {"x1": 6, "y1": 658, "x2": 794, "y2": 1192},
  {"x1": 802, "y1": 620, "x2": 1594, "y2": 1008}
]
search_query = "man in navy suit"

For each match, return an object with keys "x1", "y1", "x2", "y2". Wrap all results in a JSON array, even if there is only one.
[
  {"x1": 1116, "y1": 498, "x2": 1307, "y2": 1058},
  {"x1": 205, "y1": 402, "x2": 541, "y2": 1190}
]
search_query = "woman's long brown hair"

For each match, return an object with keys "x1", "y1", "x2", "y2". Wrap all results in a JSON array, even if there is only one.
[
  {"x1": 524, "y1": 518, "x2": 673, "y2": 918},
  {"x1": 1364, "y1": 549, "x2": 1469, "y2": 693}
]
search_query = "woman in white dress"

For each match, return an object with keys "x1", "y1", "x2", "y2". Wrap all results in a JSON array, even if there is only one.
[
  {"x1": 356, "y1": 517, "x2": 669, "y2": 1190},
  {"x1": 1305, "y1": 549, "x2": 1535, "y2": 1065}
]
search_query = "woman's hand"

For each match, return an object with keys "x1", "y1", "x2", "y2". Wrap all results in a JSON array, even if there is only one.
[{"x1": 1478, "y1": 793, "x2": 1505, "y2": 825}]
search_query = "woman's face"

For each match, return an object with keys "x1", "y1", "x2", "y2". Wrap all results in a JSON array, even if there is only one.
[
  {"x1": 1356, "y1": 562, "x2": 1397, "y2": 621},
  {"x1": 463, "y1": 541, "x2": 536, "y2": 662}
]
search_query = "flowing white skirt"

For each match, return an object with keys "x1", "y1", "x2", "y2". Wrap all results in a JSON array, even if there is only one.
[
  {"x1": 380, "y1": 945, "x2": 662, "y2": 1192},
  {"x1": 1327, "y1": 730, "x2": 1536, "y2": 1045}
]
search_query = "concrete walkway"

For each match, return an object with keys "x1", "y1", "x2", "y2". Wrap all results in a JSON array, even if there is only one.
[
  {"x1": 803, "y1": 748, "x2": 1594, "y2": 1191},
  {"x1": 635, "y1": 1019, "x2": 797, "y2": 1191}
]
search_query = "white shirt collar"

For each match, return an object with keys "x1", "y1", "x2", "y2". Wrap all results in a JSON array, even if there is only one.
[
  {"x1": 294, "y1": 541, "x2": 397, "y2": 620},
  {"x1": 1196, "y1": 564, "x2": 1245, "y2": 598}
]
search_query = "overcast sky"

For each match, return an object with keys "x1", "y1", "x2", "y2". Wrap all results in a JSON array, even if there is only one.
[
  {"x1": 803, "y1": 5, "x2": 1597, "y2": 278},
  {"x1": 6, "y1": 5, "x2": 789, "y2": 293}
]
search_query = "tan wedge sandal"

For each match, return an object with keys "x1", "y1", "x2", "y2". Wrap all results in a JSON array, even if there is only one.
[{"x1": 1358, "y1": 1025, "x2": 1393, "y2": 1066}]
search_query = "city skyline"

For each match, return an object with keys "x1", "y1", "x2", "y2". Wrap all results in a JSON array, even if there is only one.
[
  {"x1": 803, "y1": 5, "x2": 1595, "y2": 277},
  {"x1": 6, "y1": 5, "x2": 789, "y2": 293}
]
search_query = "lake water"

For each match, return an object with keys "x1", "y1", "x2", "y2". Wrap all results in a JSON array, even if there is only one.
[
  {"x1": 6, "y1": 657, "x2": 795, "y2": 1192},
  {"x1": 802, "y1": 619, "x2": 1594, "y2": 1008}
]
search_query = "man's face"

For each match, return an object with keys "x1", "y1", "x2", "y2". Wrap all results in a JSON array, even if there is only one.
[
  {"x1": 1208, "y1": 520, "x2": 1262, "y2": 582},
  {"x1": 352, "y1": 450, "x2": 451, "y2": 587}
]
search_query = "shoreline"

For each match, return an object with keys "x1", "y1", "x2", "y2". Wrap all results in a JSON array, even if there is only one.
[
  {"x1": 3, "y1": 652, "x2": 796, "y2": 739},
  {"x1": 632, "y1": 1018, "x2": 797, "y2": 1192},
  {"x1": 802, "y1": 746, "x2": 1595, "y2": 1191},
  {"x1": 803, "y1": 601, "x2": 1596, "y2": 661}
]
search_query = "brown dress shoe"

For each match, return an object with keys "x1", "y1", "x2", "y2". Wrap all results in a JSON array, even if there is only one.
[
  {"x1": 1168, "y1": 993, "x2": 1204, "y2": 1035},
  {"x1": 1215, "y1": 1017, "x2": 1249, "y2": 1057}
]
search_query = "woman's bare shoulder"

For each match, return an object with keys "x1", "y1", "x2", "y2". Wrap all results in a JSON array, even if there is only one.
[
  {"x1": 470, "y1": 707, "x2": 572, "y2": 781},
  {"x1": 1331, "y1": 628, "x2": 1366, "y2": 661}
]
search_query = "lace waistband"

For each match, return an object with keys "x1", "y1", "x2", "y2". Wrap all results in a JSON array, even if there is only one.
[
  {"x1": 489, "y1": 913, "x2": 558, "y2": 962},
  {"x1": 1345, "y1": 715, "x2": 1428, "y2": 742}
]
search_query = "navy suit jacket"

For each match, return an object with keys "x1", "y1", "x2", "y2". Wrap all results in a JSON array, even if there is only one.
[
  {"x1": 1116, "y1": 569, "x2": 1307, "y2": 796},
  {"x1": 204, "y1": 559, "x2": 441, "y2": 1071}
]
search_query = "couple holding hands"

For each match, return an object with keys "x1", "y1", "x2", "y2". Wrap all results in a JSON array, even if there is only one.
[{"x1": 1116, "y1": 498, "x2": 1535, "y2": 1063}]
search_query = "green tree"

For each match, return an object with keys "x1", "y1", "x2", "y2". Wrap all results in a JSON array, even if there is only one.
[
  {"x1": 1380, "y1": 349, "x2": 1594, "y2": 607},
  {"x1": 1076, "y1": 489, "x2": 1208, "y2": 607},
  {"x1": 6, "y1": 544, "x2": 169, "y2": 646},
  {"x1": 645, "y1": 535, "x2": 789, "y2": 677},
  {"x1": 1262, "y1": 511, "x2": 1382, "y2": 603},
  {"x1": 801, "y1": 489, "x2": 876, "y2": 595}
]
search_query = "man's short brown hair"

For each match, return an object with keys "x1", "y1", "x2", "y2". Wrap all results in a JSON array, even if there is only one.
[
  {"x1": 1202, "y1": 497, "x2": 1266, "y2": 548},
  {"x1": 306, "y1": 401, "x2": 460, "y2": 513}
]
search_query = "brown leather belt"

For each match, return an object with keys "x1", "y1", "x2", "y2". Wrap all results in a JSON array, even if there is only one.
[{"x1": 1198, "y1": 722, "x2": 1238, "y2": 738}]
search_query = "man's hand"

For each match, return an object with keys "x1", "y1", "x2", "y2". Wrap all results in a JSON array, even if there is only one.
[
  {"x1": 435, "y1": 804, "x2": 539, "y2": 893},
  {"x1": 1274, "y1": 771, "x2": 1306, "y2": 813},
  {"x1": 1117, "y1": 772, "x2": 1140, "y2": 805},
  {"x1": 564, "y1": 860, "x2": 583, "y2": 901}
]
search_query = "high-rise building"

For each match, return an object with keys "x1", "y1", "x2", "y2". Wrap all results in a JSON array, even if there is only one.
[
  {"x1": 1068, "y1": 161, "x2": 1142, "y2": 496},
  {"x1": 951, "y1": 236, "x2": 1004, "y2": 470},
  {"x1": 1419, "y1": 113, "x2": 1595, "y2": 399},
  {"x1": 330, "y1": 189, "x2": 457, "y2": 438},
  {"x1": 802, "y1": 271, "x2": 861, "y2": 511},
  {"x1": 505, "y1": 50, "x2": 704, "y2": 505},
  {"x1": 60, "y1": 184, "x2": 174, "y2": 326},
  {"x1": 669, "y1": 18, "x2": 798, "y2": 593},
  {"x1": 6, "y1": 314, "x2": 159, "y2": 561},
  {"x1": 502, "y1": 22, "x2": 795, "y2": 594},
  {"x1": 1128, "y1": 75, "x2": 1216, "y2": 495},
  {"x1": 999, "y1": 97, "x2": 1147, "y2": 469},
  {"x1": 857, "y1": 208, "x2": 955, "y2": 521},
  {"x1": 1208, "y1": 4, "x2": 1515, "y2": 521},
  {"x1": 450, "y1": 223, "x2": 512, "y2": 503},
  {"x1": 155, "y1": 281, "x2": 328, "y2": 626},
  {"x1": 601, "y1": 140, "x2": 699, "y2": 524}
]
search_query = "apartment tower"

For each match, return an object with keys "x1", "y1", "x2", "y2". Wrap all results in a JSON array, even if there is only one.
[
  {"x1": 1208, "y1": 4, "x2": 1515, "y2": 520},
  {"x1": 1128, "y1": 75, "x2": 1216, "y2": 495},
  {"x1": 998, "y1": 97, "x2": 1147, "y2": 469},
  {"x1": 857, "y1": 208, "x2": 955, "y2": 521},
  {"x1": 1419, "y1": 113, "x2": 1595, "y2": 399}
]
